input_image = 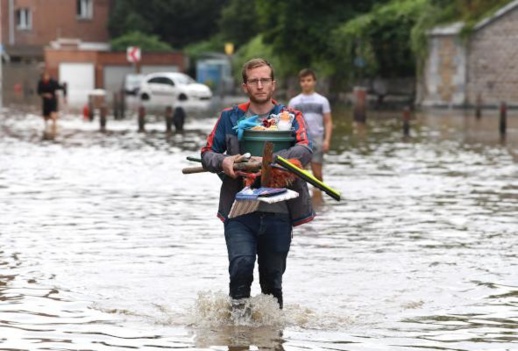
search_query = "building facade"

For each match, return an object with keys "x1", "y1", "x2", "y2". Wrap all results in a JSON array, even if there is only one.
[
  {"x1": 420, "y1": 0, "x2": 518, "y2": 108},
  {"x1": 0, "y1": 0, "x2": 188, "y2": 109},
  {"x1": 1, "y1": 0, "x2": 111, "y2": 61}
]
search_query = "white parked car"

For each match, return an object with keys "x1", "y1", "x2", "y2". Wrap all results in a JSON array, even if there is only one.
[{"x1": 138, "y1": 72, "x2": 213, "y2": 113}]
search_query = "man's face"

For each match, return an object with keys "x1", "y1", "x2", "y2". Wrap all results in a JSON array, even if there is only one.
[
  {"x1": 242, "y1": 65, "x2": 276, "y2": 104},
  {"x1": 299, "y1": 75, "x2": 316, "y2": 94}
]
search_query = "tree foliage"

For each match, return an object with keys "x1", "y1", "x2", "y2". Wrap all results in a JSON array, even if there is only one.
[
  {"x1": 108, "y1": 0, "x2": 516, "y2": 89},
  {"x1": 218, "y1": 0, "x2": 259, "y2": 48},
  {"x1": 109, "y1": 0, "x2": 228, "y2": 49},
  {"x1": 331, "y1": 0, "x2": 428, "y2": 82},
  {"x1": 253, "y1": 0, "x2": 387, "y2": 75},
  {"x1": 110, "y1": 31, "x2": 172, "y2": 51}
]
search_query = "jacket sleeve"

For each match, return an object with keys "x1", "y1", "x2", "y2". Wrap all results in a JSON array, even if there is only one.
[{"x1": 200, "y1": 112, "x2": 229, "y2": 173}]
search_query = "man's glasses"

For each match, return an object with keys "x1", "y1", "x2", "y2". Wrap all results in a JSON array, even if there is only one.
[{"x1": 246, "y1": 78, "x2": 273, "y2": 86}]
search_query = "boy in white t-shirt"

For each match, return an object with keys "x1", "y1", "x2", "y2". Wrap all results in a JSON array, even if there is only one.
[{"x1": 288, "y1": 69, "x2": 333, "y2": 186}]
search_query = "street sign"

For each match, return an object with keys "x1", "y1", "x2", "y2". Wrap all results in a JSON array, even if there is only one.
[{"x1": 126, "y1": 46, "x2": 141, "y2": 63}]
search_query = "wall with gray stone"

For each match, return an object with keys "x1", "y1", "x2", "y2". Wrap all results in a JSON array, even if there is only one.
[
  {"x1": 421, "y1": 34, "x2": 467, "y2": 107},
  {"x1": 467, "y1": 5, "x2": 518, "y2": 107}
]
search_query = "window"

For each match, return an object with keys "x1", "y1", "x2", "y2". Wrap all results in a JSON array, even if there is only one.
[
  {"x1": 16, "y1": 8, "x2": 32, "y2": 30},
  {"x1": 77, "y1": 0, "x2": 93, "y2": 19},
  {"x1": 148, "y1": 77, "x2": 175, "y2": 86}
]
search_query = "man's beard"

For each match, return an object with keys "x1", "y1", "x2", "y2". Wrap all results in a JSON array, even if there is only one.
[{"x1": 248, "y1": 91, "x2": 272, "y2": 104}]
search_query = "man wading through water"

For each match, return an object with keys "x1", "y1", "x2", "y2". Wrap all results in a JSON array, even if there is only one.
[
  {"x1": 201, "y1": 58, "x2": 315, "y2": 313},
  {"x1": 37, "y1": 69, "x2": 67, "y2": 134}
]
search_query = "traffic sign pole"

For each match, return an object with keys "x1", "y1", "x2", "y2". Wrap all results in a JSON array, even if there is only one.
[{"x1": 127, "y1": 46, "x2": 141, "y2": 73}]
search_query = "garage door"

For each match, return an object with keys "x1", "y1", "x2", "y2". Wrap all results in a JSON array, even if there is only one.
[
  {"x1": 104, "y1": 66, "x2": 134, "y2": 95},
  {"x1": 59, "y1": 63, "x2": 95, "y2": 107}
]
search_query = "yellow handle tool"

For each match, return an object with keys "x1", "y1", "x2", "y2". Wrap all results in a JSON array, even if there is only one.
[{"x1": 275, "y1": 155, "x2": 341, "y2": 201}]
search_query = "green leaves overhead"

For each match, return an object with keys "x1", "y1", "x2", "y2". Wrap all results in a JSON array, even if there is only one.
[
  {"x1": 109, "y1": 0, "x2": 228, "y2": 49},
  {"x1": 331, "y1": 0, "x2": 428, "y2": 80},
  {"x1": 110, "y1": 31, "x2": 172, "y2": 51},
  {"x1": 108, "y1": 0, "x2": 516, "y2": 88}
]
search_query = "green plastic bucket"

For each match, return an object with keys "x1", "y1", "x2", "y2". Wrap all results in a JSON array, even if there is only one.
[{"x1": 241, "y1": 130, "x2": 295, "y2": 156}]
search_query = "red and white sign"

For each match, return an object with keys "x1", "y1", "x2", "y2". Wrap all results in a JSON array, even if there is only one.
[{"x1": 126, "y1": 46, "x2": 141, "y2": 63}]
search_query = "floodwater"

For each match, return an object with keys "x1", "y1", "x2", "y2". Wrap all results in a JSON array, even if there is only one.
[{"x1": 0, "y1": 105, "x2": 517, "y2": 351}]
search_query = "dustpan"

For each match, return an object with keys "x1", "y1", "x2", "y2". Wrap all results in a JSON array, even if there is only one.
[{"x1": 228, "y1": 187, "x2": 299, "y2": 218}]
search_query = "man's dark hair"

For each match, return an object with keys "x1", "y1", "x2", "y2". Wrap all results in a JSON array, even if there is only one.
[{"x1": 298, "y1": 68, "x2": 317, "y2": 80}]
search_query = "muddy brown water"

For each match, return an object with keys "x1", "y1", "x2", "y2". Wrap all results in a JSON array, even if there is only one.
[{"x1": 0, "y1": 106, "x2": 516, "y2": 350}]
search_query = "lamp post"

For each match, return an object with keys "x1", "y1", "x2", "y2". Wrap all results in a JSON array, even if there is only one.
[{"x1": 224, "y1": 42, "x2": 234, "y2": 98}]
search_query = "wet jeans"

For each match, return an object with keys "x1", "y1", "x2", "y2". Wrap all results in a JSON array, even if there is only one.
[{"x1": 224, "y1": 211, "x2": 292, "y2": 309}]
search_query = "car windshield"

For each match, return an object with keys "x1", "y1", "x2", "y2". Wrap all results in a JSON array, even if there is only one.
[{"x1": 174, "y1": 74, "x2": 196, "y2": 85}]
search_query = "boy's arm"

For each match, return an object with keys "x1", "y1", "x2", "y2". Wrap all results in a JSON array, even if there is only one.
[{"x1": 323, "y1": 111, "x2": 333, "y2": 152}]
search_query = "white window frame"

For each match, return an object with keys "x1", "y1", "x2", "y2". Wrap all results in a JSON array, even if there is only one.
[
  {"x1": 16, "y1": 8, "x2": 32, "y2": 30},
  {"x1": 77, "y1": 0, "x2": 93, "y2": 19}
]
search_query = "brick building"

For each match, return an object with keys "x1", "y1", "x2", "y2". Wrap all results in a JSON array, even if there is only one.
[
  {"x1": 0, "y1": 0, "x2": 186, "y2": 108},
  {"x1": 420, "y1": 0, "x2": 518, "y2": 108},
  {"x1": 1, "y1": 0, "x2": 112, "y2": 61}
]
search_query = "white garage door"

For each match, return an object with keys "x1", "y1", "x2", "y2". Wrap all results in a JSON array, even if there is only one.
[{"x1": 59, "y1": 63, "x2": 95, "y2": 107}]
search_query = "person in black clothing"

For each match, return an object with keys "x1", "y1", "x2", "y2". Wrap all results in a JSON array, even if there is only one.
[{"x1": 37, "y1": 71, "x2": 67, "y2": 132}]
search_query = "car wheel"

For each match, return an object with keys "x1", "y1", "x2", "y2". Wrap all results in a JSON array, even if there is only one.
[
  {"x1": 141, "y1": 92, "x2": 150, "y2": 101},
  {"x1": 178, "y1": 93, "x2": 188, "y2": 101}
]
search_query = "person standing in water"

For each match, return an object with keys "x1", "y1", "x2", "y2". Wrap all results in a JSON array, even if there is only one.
[
  {"x1": 37, "y1": 70, "x2": 67, "y2": 133},
  {"x1": 201, "y1": 58, "x2": 314, "y2": 311},
  {"x1": 288, "y1": 68, "x2": 333, "y2": 200}
]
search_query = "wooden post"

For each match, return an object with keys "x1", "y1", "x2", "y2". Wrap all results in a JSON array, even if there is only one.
[
  {"x1": 499, "y1": 101, "x2": 507, "y2": 136},
  {"x1": 88, "y1": 95, "x2": 94, "y2": 121},
  {"x1": 138, "y1": 106, "x2": 146, "y2": 132},
  {"x1": 100, "y1": 104, "x2": 107, "y2": 131},
  {"x1": 165, "y1": 105, "x2": 173, "y2": 132},
  {"x1": 261, "y1": 141, "x2": 274, "y2": 187},
  {"x1": 120, "y1": 90, "x2": 126, "y2": 119},
  {"x1": 475, "y1": 93, "x2": 482, "y2": 119},
  {"x1": 353, "y1": 86, "x2": 367, "y2": 123},
  {"x1": 402, "y1": 106, "x2": 411, "y2": 136},
  {"x1": 173, "y1": 106, "x2": 186, "y2": 132},
  {"x1": 113, "y1": 92, "x2": 120, "y2": 120}
]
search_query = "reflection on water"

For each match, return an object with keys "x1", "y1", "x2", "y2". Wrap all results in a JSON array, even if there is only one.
[{"x1": 0, "y1": 107, "x2": 517, "y2": 350}]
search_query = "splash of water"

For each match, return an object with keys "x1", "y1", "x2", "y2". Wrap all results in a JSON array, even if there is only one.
[
  {"x1": 189, "y1": 290, "x2": 285, "y2": 328},
  {"x1": 187, "y1": 290, "x2": 355, "y2": 331}
]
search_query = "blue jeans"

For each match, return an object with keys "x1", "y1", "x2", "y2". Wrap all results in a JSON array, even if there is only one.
[{"x1": 224, "y1": 211, "x2": 292, "y2": 308}]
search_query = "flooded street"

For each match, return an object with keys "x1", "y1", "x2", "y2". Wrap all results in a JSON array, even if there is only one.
[{"x1": 0, "y1": 106, "x2": 517, "y2": 350}]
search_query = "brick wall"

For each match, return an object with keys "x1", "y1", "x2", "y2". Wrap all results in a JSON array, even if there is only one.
[
  {"x1": 3, "y1": 0, "x2": 110, "y2": 48},
  {"x1": 45, "y1": 49, "x2": 186, "y2": 88}
]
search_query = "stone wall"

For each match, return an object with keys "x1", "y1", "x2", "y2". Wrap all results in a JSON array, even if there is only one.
[
  {"x1": 421, "y1": 33, "x2": 467, "y2": 107},
  {"x1": 467, "y1": 5, "x2": 518, "y2": 107}
]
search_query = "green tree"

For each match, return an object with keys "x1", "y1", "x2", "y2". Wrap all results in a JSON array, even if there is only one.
[
  {"x1": 331, "y1": 0, "x2": 427, "y2": 84},
  {"x1": 110, "y1": 31, "x2": 173, "y2": 51},
  {"x1": 218, "y1": 0, "x2": 259, "y2": 48},
  {"x1": 108, "y1": 0, "x2": 228, "y2": 49},
  {"x1": 254, "y1": 0, "x2": 389, "y2": 74}
]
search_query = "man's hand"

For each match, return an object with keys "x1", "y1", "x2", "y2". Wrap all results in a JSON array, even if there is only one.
[
  {"x1": 222, "y1": 155, "x2": 240, "y2": 178},
  {"x1": 223, "y1": 153, "x2": 256, "y2": 178}
]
